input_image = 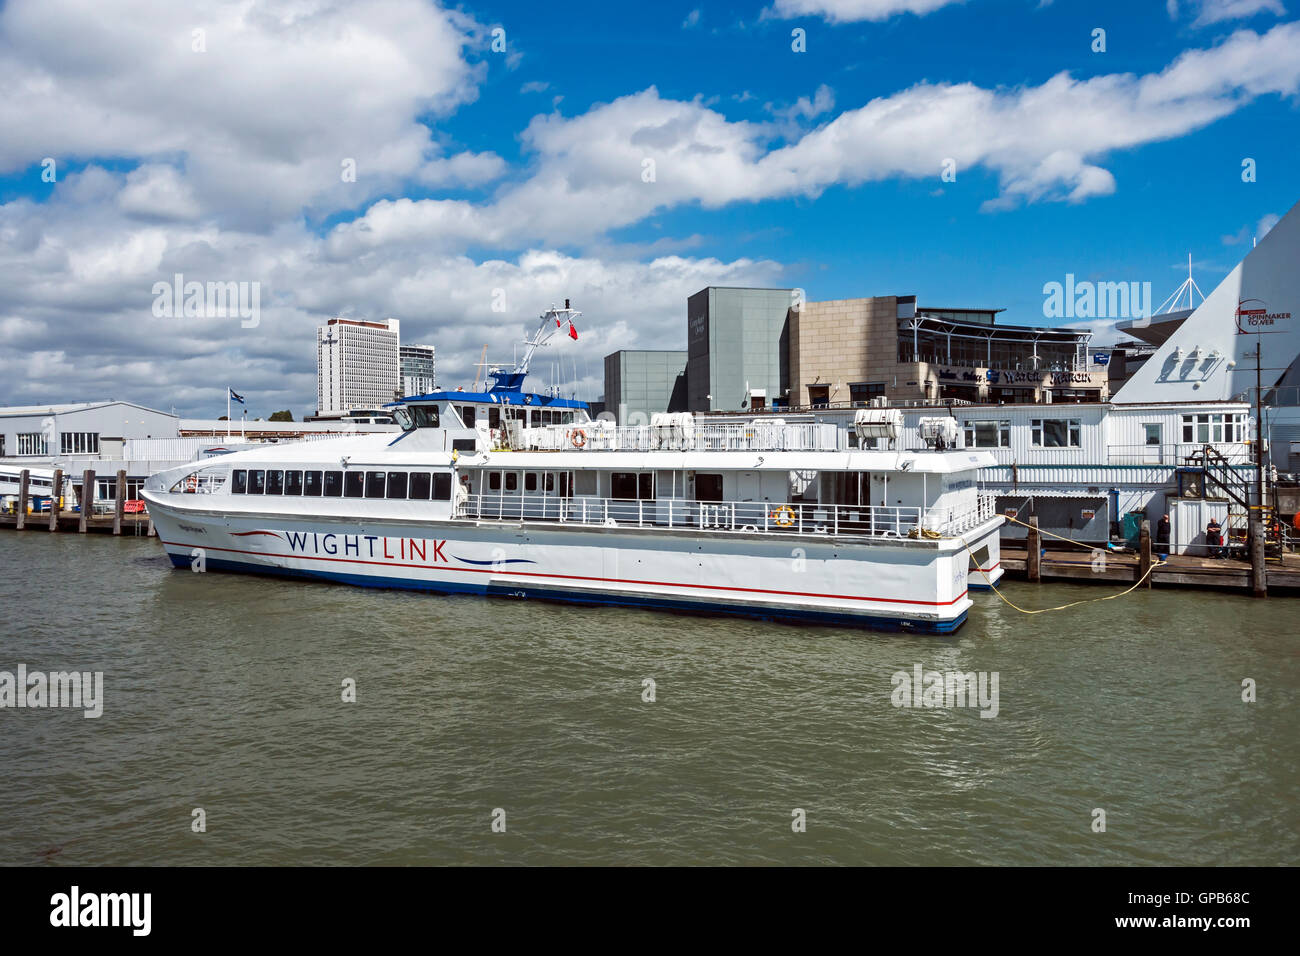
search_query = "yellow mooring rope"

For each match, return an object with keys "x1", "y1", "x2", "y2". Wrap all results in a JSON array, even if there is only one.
[{"x1": 961, "y1": 514, "x2": 1165, "y2": 615}]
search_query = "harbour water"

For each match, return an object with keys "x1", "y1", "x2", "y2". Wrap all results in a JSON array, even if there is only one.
[{"x1": 1, "y1": 532, "x2": 1295, "y2": 866}]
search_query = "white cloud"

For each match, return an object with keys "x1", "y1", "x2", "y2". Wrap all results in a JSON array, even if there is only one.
[
  {"x1": 765, "y1": 0, "x2": 967, "y2": 23},
  {"x1": 520, "y1": 80, "x2": 550, "y2": 94},
  {"x1": 328, "y1": 22, "x2": 1300, "y2": 254},
  {"x1": 0, "y1": 0, "x2": 488, "y2": 229},
  {"x1": 682, "y1": 9, "x2": 702, "y2": 28},
  {"x1": 1192, "y1": 0, "x2": 1286, "y2": 26}
]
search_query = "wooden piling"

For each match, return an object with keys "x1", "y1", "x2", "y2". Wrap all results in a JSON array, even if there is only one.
[
  {"x1": 1250, "y1": 518, "x2": 1268, "y2": 598},
  {"x1": 1026, "y1": 515, "x2": 1041, "y2": 582},
  {"x1": 15, "y1": 468, "x2": 29, "y2": 530},
  {"x1": 48, "y1": 468, "x2": 63, "y2": 532},
  {"x1": 112, "y1": 469, "x2": 126, "y2": 536},
  {"x1": 79, "y1": 469, "x2": 94, "y2": 533},
  {"x1": 1139, "y1": 519, "x2": 1152, "y2": 589}
]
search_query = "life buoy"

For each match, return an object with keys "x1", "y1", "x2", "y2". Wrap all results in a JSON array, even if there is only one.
[
  {"x1": 771, "y1": 505, "x2": 796, "y2": 528},
  {"x1": 569, "y1": 428, "x2": 588, "y2": 449}
]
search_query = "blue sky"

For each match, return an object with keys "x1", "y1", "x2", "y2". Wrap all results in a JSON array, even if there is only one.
[{"x1": 0, "y1": 0, "x2": 1296, "y2": 417}]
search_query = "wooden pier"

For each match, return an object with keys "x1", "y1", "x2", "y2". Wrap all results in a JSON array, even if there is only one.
[
  {"x1": 998, "y1": 516, "x2": 1300, "y2": 593},
  {"x1": 0, "y1": 467, "x2": 155, "y2": 536}
]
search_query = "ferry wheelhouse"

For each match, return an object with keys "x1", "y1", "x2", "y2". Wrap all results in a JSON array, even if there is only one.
[{"x1": 143, "y1": 307, "x2": 1003, "y2": 632}]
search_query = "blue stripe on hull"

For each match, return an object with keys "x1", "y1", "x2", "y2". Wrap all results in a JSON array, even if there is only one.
[{"x1": 171, "y1": 552, "x2": 968, "y2": 634}]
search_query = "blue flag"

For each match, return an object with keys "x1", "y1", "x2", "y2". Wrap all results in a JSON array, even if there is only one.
[{"x1": 229, "y1": 388, "x2": 245, "y2": 404}]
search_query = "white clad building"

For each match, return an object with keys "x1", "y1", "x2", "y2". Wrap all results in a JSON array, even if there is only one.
[
  {"x1": 400, "y1": 343, "x2": 436, "y2": 397},
  {"x1": 317, "y1": 318, "x2": 401, "y2": 416}
]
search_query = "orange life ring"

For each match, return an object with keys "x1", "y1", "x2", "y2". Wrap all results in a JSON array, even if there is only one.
[{"x1": 569, "y1": 428, "x2": 588, "y2": 449}]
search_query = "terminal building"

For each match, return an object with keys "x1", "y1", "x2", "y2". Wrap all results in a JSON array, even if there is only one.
[
  {"x1": 605, "y1": 286, "x2": 1103, "y2": 423},
  {"x1": 789, "y1": 295, "x2": 1105, "y2": 407}
]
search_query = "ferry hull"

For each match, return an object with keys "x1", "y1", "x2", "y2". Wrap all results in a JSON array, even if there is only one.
[{"x1": 145, "y1": 497, "x2": 987, "y2": 634}]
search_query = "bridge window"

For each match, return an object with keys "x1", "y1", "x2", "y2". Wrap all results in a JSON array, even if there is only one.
[
  {"x1": 386, "y1": 472, "x2": 408, "y2": 499},
  {"x1": 409, "y1": 472, "x2": 431, "y2": 499},
  {"x1": 304, "y1": 471, "x2": 322, "y2": 496},
  {"x1": 231, "y1": 470, "x2": 247, "y2": 494}
]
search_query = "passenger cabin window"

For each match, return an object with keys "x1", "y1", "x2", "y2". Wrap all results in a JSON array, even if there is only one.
[
  {"x1": 695, "y1": 474, "x2": 724, "y2": 502},
  {"x1": 409, "y1": 473, "x2": 431, "y2": 499},
  {"x1": 232, "y1": 470, "x2": 247, "y2": 494},
  {"x1": 248, "y1": 470, "x2": 266, "y2": 494},
  {"x1": 303, "y1": 471, "x2": 322, "y2": 496},
  {"x1": 365, "y1": 472, "x2": 386, "y2": 498},
  {"x1": 432, "y1": 474, "x2": 452, "y2": 500},
  {"x1": 387, "y1": 472, "x2": 408, "y2": 499},
  {"x1": 266, "y1": 470, "x2": 284, "y2": 495},
  {"x1": 343, "y1": 472, "x2": 364, "y2": 498},
  {"x1": 612, "y1": 473, "x2": 655, "y2": 500},
  {"x1": 525, "y1": 473, "x2": 538, "y2": 492},
  {"x1": 489, "y1": 472, "x2": 501, "y2": 491},
  {"x1": 505, "y1": 472, "x2": 517, "y2": 492},
  {"x1": 324, "y1": 471, "x2": 343, "y2": 497}
]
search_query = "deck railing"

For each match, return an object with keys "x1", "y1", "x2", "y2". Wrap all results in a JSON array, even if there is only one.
[
  {"x1": 459, "y1": 491, "x2": 999, "y2": 538},
  {"x1": 518, "y1": 422, "x2": 843, "y2": 453}
]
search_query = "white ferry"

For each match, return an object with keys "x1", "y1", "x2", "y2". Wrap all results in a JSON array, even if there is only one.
[{"x1": 143, "y1": 307, "x2": 1003, "y2": 632}]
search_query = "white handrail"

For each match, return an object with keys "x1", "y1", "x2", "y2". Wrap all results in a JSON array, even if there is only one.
[{"x1": 457, "y1": 492, "x2": 995, "y2": 538}]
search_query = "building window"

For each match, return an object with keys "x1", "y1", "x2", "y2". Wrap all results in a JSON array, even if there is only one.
[
  {"x1": 1181, "y1": 413, "x2": 1246, "y2": 444},
  {"x1": 16, "y1": 433, "x2": 48, "y2": 456},
  {"x1": 1031, "y1": 419, "x2": 1081, "y2": 448},
  {"x1": 964, "y1": 420, "x2": 1011, "y2": 448},
  {"x1": 60, "y1": 432, "x2": 100, "y2": 455},
  {"x1": 848, "y1": 382, "x2": 886, "y2": 405},
  {"x1": 807, "y1": 385, "x2": 831, "y2": 408}
]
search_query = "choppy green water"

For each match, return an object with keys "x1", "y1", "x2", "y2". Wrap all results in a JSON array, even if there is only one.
[{"x1": 0, "y1": 532, "x2": 1295, "y2": 865}]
